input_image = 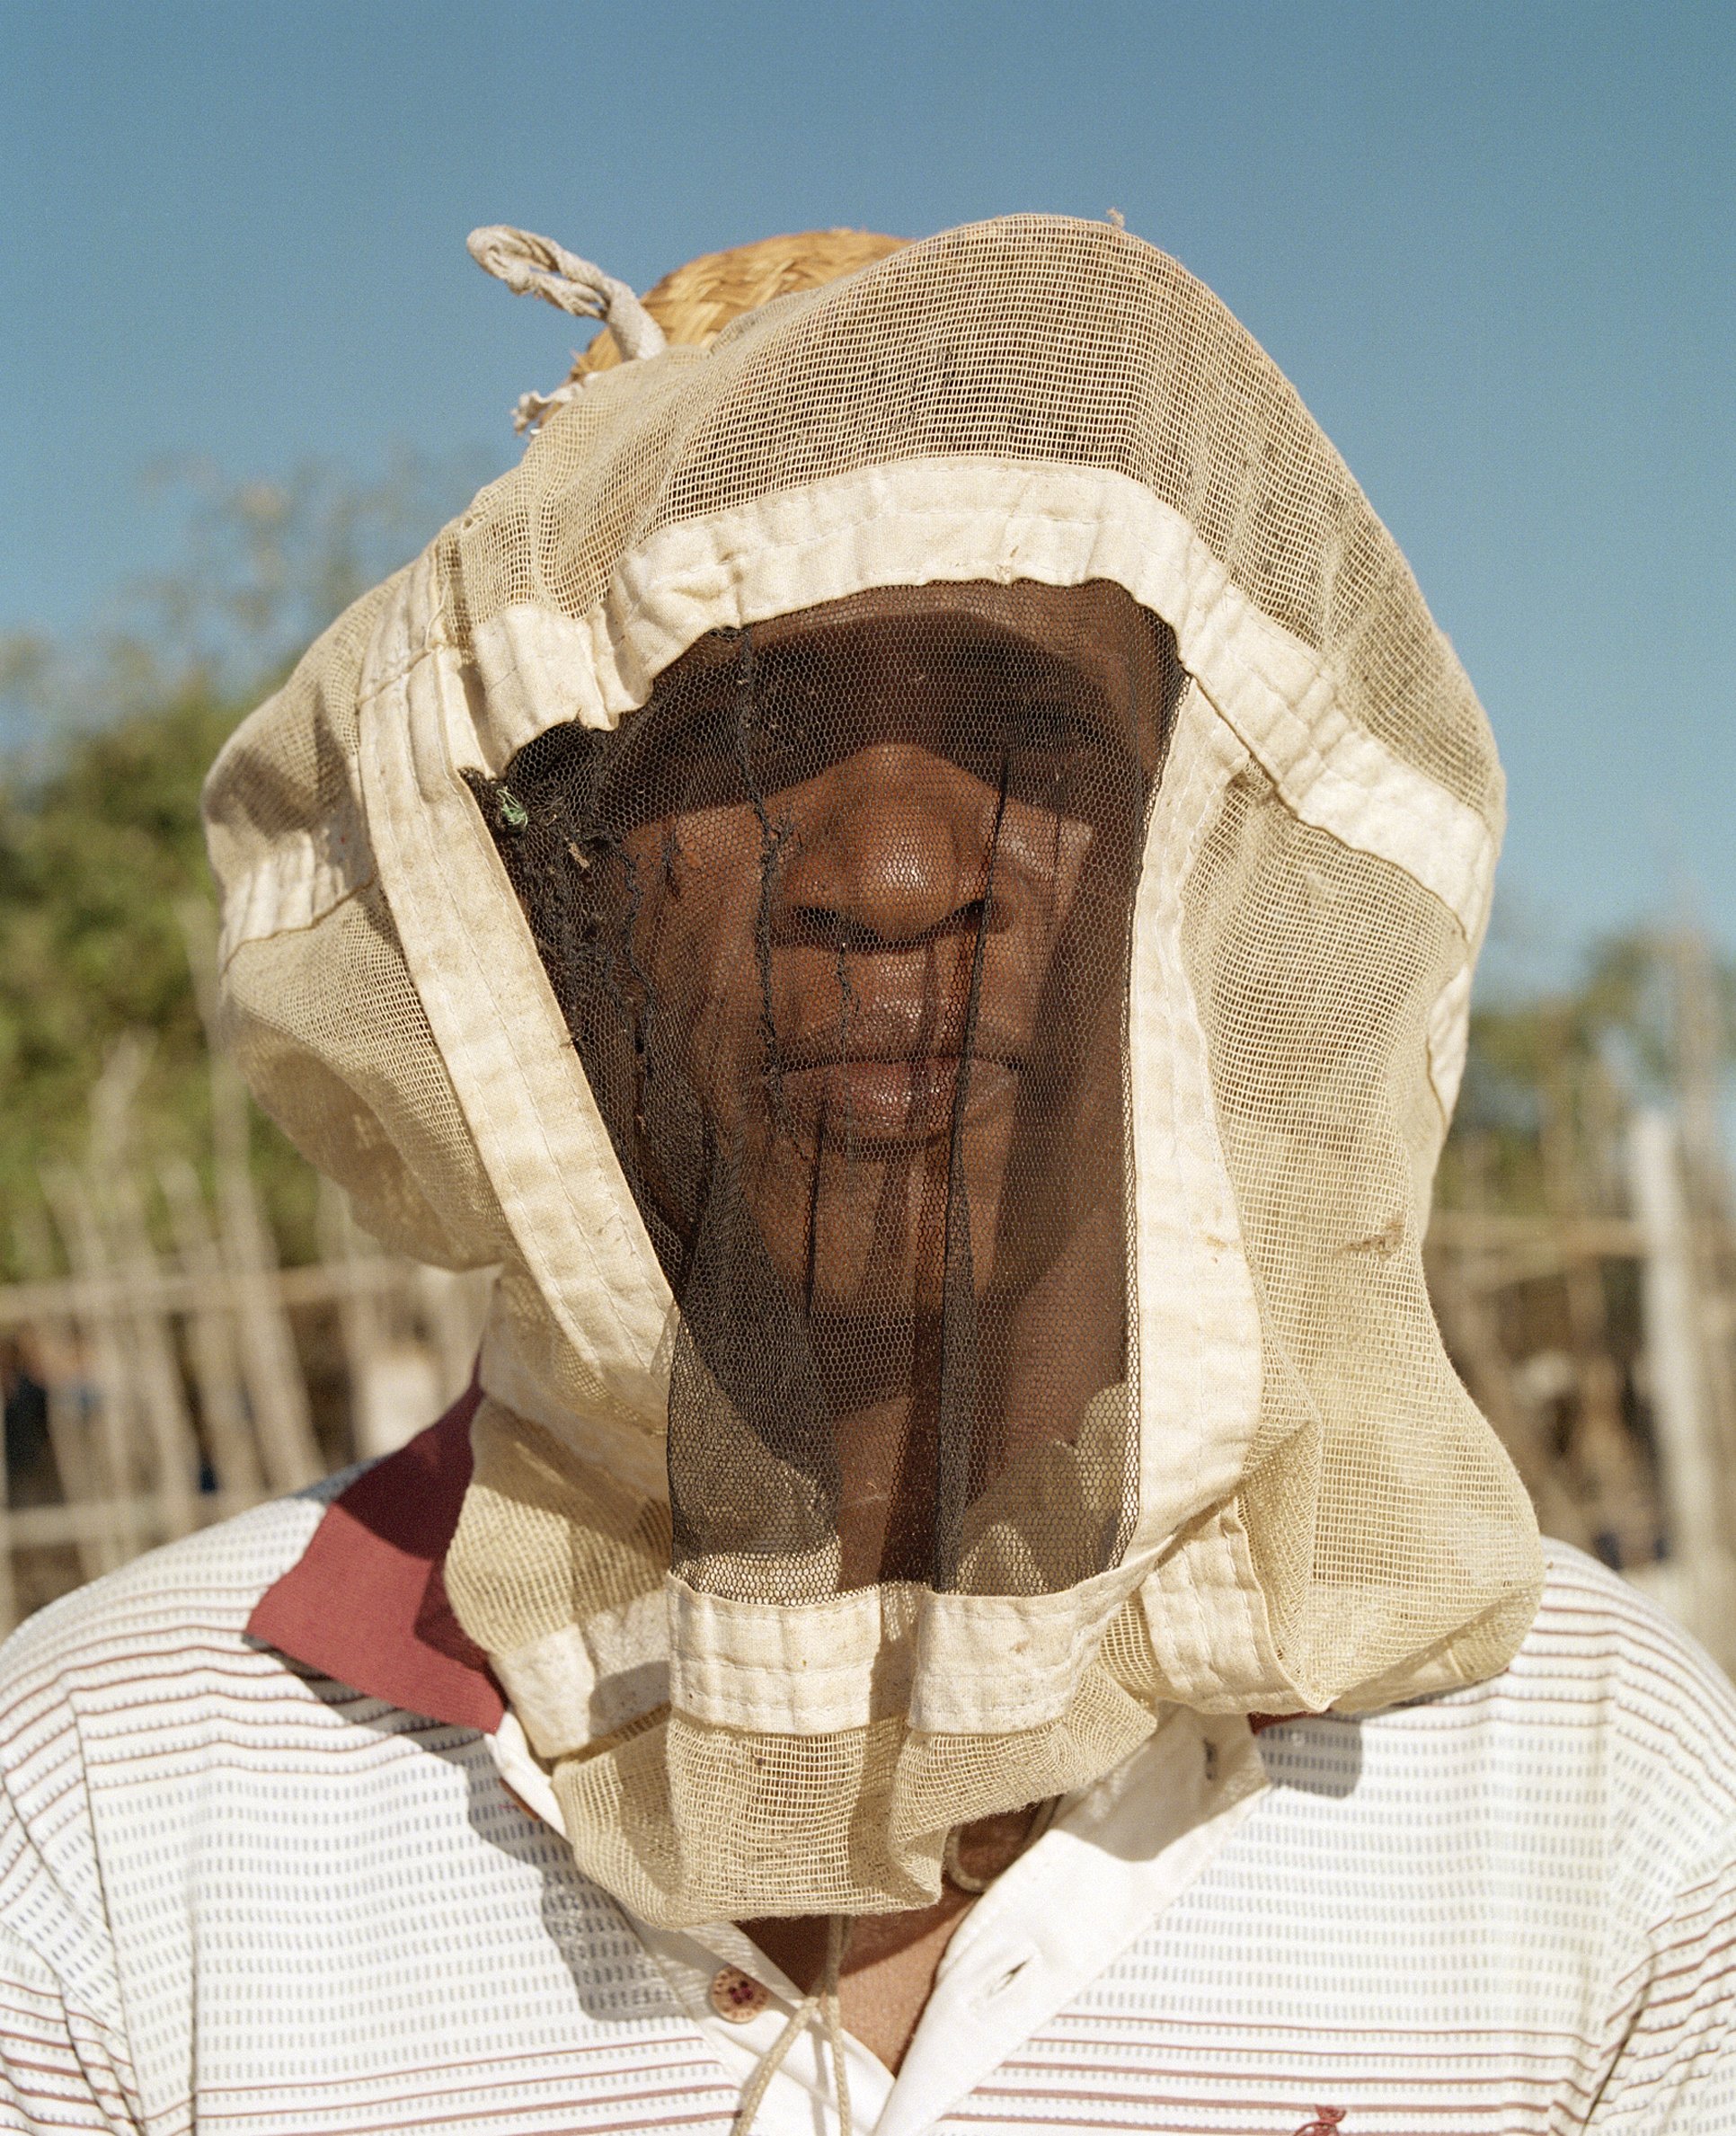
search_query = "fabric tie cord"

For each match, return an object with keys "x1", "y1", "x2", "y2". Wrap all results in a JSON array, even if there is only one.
[
  {"x1": 728, "y1": 1916, "x2": 854, "y2": 2136},
  {"x1": 466, "y1": 223, "x2": 668, "y2": 430}
]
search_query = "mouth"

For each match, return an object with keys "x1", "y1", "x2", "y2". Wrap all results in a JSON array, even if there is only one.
[{"x1": 774, "y1": 1048, "x2": 1023, "y2": 1148}]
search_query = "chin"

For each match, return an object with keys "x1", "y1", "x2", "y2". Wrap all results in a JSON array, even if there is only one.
[{"x1": 745, "y1": 1148, "x2": 1017, "y2": 1321}]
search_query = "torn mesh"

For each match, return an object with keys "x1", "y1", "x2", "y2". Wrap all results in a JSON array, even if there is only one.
[{"x1": 474, "y1": 581, "x2": 1181, "y2": 1600}]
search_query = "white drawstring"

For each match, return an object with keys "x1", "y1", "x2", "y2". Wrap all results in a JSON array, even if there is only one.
[
  {"x1": 942, "y1": 1796, "x2": 1061, "y2": 1894},
  {"x1": 466, "y1": 224, "x2": 667, "y2": 431},
  {"x1": 820, "y1": 1915, "x2": 854, "y2": 2136},
  {"x1": 731, "y1": 1811, "x2": 1055, "y2": 2134},
  {"x1": 730, "y1": 1916, "x2": 854, "y2": 2136}
]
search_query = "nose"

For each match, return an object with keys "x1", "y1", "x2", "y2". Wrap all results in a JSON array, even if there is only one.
[{"x1": 772, "y1": 743, "x2": 1007, "y2": 952}]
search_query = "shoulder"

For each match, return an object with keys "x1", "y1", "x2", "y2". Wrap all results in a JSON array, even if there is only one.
[
  {"x1": 1, "y1": 1482, "x2": 349, "y2": 1696},
  {"x1": 0, "y1": 1485, "x2": 353, "y2": 1804},
  {"x1": 1512, "y1": 1551, "x2": 1736, "y2": 2096},
  {"x1": 0, "y1": 1487, "x2": 354, "y2": 2022},
  {"x1": 1515, "y1": 1540, "x2": 1736, "y2": 1792},
  {"x1": 1262, "y1": 1545, "x2": 1736, "y2": 1883},
  {"x1": 1247, "y1": 1547, "x2": 1736, "y2": 1990},
  {"x1": 1375, "y1": 1542, "x2": 1736, "y2": 1909}
]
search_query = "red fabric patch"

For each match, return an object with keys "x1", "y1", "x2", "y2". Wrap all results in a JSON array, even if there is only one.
[{"x1": 246, "y1": 1382, "x2": 505, "y2": 1734}]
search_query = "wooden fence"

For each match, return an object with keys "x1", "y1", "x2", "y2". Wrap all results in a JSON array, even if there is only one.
[
  {"x1": 1426, "y1": 1106, "x2": 1736, "y2": 1673},
  {"x1": 0, "y1": 1020, "x2": 490, "y2": 1636},
  {"x1": 3, "y1": 1091, "x2": 1732, "y2": 1677},
  {"x1": 0, "y1": 1216, "x2": 490, "y2": 1635}
]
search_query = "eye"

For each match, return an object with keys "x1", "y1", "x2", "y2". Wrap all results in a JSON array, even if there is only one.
[
  {"x1": 962, "y1": 697, "x2": 1121, "y2": 772},
  {"x1": 756, "y1": 680, "x2": 820, "y2": 743},
  {"x1": 600, "y1": 685, "x2": 742, "y2": 824},
  {"x1": 1009, "y1": 699, "x2": 1100, "y2": 751},
  {"x1": 738, "y1": 676, "x2": 833, "y2": 790}
]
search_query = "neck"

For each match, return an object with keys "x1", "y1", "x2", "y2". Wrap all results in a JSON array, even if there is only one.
[{"x1": 740, "y1": 1803, "x2": 1044, "y2": 2073}]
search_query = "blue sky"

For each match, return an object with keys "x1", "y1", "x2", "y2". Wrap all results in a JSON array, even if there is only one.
[{"x1": 4, "y1": 0, "x2": 1732, "y2": 973}]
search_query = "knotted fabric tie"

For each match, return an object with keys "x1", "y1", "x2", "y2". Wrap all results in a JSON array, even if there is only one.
[
  {"x1": 730, "y1": 1916, "x2": 855, "y2": 2136},
  {"x1": 466, "y1": 223, "x2": 667, "y2": 430}
]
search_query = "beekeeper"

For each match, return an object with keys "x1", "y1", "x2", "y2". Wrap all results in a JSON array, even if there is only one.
[{"x1": 0, "y1": 217, "x2": 1730, "y2": 2136}]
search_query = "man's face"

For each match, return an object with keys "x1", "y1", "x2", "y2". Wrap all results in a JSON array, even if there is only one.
[{"x1": 599, "y1": 581, "x2": 1170, "y2": 1331}]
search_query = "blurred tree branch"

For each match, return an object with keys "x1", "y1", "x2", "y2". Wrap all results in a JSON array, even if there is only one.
[{"x1": 0, "y1": 453, "x2": 484, "y2": 1274}]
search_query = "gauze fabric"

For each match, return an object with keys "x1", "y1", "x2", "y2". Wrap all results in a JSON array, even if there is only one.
[{"x1": 202, "y1": 214, "x2": 1543, "y2": 1926}]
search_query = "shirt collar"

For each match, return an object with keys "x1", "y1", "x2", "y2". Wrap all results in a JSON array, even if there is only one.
[
  {"x1": 246, "y1": 1383, "x2": 506, "y2": 1735},
  {"x1": 631, "y1": 1704, "x2": 1271, "y2": 2136}
]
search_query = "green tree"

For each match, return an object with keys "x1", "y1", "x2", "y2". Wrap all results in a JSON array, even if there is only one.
[
  {"x1": 0, "y1": 683, "x2": 239, "y2": 1215},
  {"x1": 0, "y1": 456, "x2": 484, "y2": 1274},
  {"x1": 1439, "y1": 919, "x2": 1736, "y2": 1217}
]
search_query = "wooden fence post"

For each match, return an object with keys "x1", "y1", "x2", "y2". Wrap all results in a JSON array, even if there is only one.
[
  {"x1": 160, "y1": 1157, "x2": 265, "y2": 1499},
  {"x1": 1627, "y1": 1108, "x2": 1736, "y2": 1670}
]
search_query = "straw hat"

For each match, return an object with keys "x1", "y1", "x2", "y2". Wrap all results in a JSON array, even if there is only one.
[{"x1": 567, "y1": 227, "x2": 908, "y2": 380}]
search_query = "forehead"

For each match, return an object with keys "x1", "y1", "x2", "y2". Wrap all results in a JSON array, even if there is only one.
[{"x1": 650, "y1": 579, "x2": 1174, "y2": 705}]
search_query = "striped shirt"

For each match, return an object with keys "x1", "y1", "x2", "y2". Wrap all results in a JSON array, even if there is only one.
[{"x1": 0, "y1": 1404, "x2": 1732, "y2": 2134}]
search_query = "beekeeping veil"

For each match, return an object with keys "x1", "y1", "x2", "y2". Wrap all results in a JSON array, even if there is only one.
[{"x1": 204, "y1": 215, "x2": 1543, "y2": 1929}]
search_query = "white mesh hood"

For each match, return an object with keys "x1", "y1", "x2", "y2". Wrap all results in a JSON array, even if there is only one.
[{"x1": 203, "y1": 214, "x2": 1541, "y2": 1925}]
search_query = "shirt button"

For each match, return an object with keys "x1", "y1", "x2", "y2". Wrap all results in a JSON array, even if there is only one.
[{"x1": 709, "y1": 1965, "x2": 771, "y2": 2022}]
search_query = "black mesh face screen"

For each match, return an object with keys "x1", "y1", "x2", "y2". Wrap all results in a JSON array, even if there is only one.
[{"x1": 473, "y1": 581, "x2": 1182, "y2": 1598}]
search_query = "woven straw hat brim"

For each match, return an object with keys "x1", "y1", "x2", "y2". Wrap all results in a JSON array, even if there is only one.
[{"x1": 570, "y1": 227, "x2": 908, "y2": 379}]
